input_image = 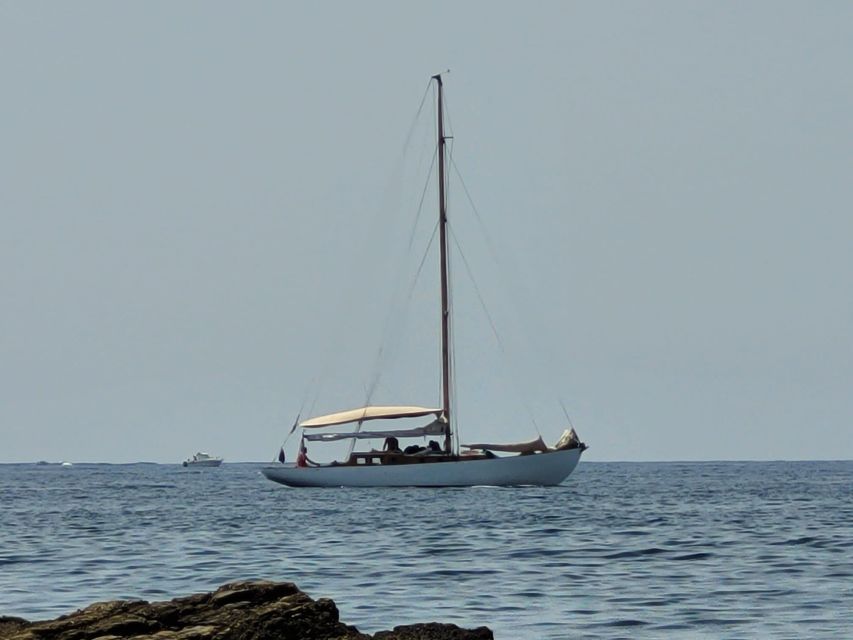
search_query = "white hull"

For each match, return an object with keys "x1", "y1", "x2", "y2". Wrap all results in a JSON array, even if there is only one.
[
  {"x1": 183, "y1": 459, "x2": 222, "y2": 468},
  {"x1": 262, "y1": 447, "x2": 583, "y2": 487}
]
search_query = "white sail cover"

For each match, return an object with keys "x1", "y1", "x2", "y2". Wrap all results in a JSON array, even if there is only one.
[
  {"x1": 461, "y1": 436, "x2": 549, "y2": 453},
  {"x1": 303, "y1": 420, "x2": 446, "y2": 442},
  {"x1": 299, "y1": 405, "x2": 443, "y2": 428}
]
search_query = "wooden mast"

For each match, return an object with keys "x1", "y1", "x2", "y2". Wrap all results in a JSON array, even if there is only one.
[{"x1": 434, "y1": 74, "x2": 452, "y2": 454}]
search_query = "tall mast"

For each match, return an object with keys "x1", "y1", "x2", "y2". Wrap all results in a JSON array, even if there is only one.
[{"x1": 434, "y1": 74, "x2": 452, "y2": 454}]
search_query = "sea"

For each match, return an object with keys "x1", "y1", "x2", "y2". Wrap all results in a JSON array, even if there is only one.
[{"x1": 0, "y1": 460, "x2": 850, "y2": 639}]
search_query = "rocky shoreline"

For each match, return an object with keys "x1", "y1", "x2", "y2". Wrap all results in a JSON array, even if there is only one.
[{"x1": 0, "y1": 580, "x2": 492, "y2": 640}]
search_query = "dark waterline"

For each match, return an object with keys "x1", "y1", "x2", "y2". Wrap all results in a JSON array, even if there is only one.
[{"x1": 1, "y1": 461, "x2": 850, "y2": 638}]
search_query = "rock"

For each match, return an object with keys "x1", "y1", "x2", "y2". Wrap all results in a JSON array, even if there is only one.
[
  {"x1": 374, "y1": 623, "x2": 494, "y2": 640},
  {"x1": 0, "y1": 581, "x2": 492, "y2": 640},
  {"x1": 0, "y1": 617, "x2": 28, "y2": 638}
]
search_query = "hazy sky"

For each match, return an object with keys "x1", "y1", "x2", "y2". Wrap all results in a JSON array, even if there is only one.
[{"x1": 2, "y1": 2, "x2": 851, "y2": 463}]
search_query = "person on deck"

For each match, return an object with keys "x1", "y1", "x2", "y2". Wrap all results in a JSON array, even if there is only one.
[
  {"x1": 296, "y1": 443, "x2": 316, "y2": 467},
  {"x1": 383, "y1": 436, "x2": 401, "y2": 454}
]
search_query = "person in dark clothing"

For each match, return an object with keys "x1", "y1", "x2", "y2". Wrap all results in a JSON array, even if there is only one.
[{"x1": 383, "y1": 436, "x2": 401, "y2": 454}]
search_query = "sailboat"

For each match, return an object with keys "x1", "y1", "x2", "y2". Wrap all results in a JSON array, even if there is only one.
[{"x1": 262, "y1": 75, "x2": 586, "y2": 488}]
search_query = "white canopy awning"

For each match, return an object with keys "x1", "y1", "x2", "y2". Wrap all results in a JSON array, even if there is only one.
[
  {"x1": 303, "y1": 420, "x2": 446, "y2": 442},
  {"x1": 299, "y1": 405, "x2": 442, "y2": 428}
]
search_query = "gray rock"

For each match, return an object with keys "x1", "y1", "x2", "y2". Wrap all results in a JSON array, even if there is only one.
[{"x1": 0, "y1": 581, "x2": 492, "y2": 640}]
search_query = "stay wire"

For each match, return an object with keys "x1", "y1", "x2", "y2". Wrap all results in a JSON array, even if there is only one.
[
  {"x1": 366, "y1": 79, "x2": 444, "y2": 404},
  {"x1": 365, "y1": 220, "x2": 440, "y2": 403},
  {"x1": 403, "y1": 80, "x2": 433, "y2": 156},
  {"x1": 448, "y1": 224, "x2": 542, "y2": 439},
  {"x1": 365, "y1": 153, "x2": 435, "y2": 403},
  {"x1": 451, "y1": 156, "x2": 565, "y2": 432},
  {"x1": 407, "y1": 148, "x2": 437, "y2": 251}
]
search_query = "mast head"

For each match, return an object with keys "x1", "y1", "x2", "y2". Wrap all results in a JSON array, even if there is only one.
[{"x1": 431, "y1": 69, "x2": 450, "y2": 85}]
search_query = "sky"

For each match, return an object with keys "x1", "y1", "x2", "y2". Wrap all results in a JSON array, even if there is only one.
[{"x1": 1, "y1": 1, "x2": 851, "y2": 463}]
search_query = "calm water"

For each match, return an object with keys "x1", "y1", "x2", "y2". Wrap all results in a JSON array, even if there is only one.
[{"x1": 0, "y1": 461, "x2": 850, "y2": 638}]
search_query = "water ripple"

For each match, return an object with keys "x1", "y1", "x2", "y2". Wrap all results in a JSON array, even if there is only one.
[{"x1": 0, "y1": 460, "x2": 850, "y2": 639}]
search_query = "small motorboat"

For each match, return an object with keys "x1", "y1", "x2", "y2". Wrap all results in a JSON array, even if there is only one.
[{"x1": 182, "y1": 452, "x2": 223, "y2": 468}]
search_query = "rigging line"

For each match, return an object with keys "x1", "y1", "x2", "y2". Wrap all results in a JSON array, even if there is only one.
[
  {"x1": 401, "y1": 80, "x2": 434, "y2": 156},
  {"x1": 345, "y1": 420, "x2": 365, "y2": 460},
  {"x1": 443, "y1": 136, "x2": 457, "y2": 451},
  {"x1": 279, "y1": 395, "x2": 307, "y2": 454},
  {"x1": 405, "y1": 81, "x2": 436, "y2": 199},
  {"x1": 292, "y1": 371, "x2": 319, "y2": 425},
  {"x1": 559, "y1": 399, "x2": 576, "y2": 430},
  {"x1": 406, "y1": 220, "x2": 440, "y2": 306},
  {"x1": 435, "y1": 217, "x2": 448, "y2": 422},
  {"x1": 365, "y1": 220, "x2": 440, "y2": 403},
  {"x1": 448, "y1": 227, "x2": 503, "y2": 356},
  {"x1": 448, "y1": 241, "x2": 460, "y2": 455},
  {"x1": 451, "y1": 155, "x2": 566, "y2": 428},
  {"x1": 308, "y1": 82, "x2": 434, "y2": 421},
  {"x1": 364, "y1": 149, "x2": 437, "y2": 404},
  {"x1": 407, "y1": 147, "x2": 438, "y2": 251},
  {"x1": 440, "y1": 81, "x2": 455, "y2": 144},
  {"x1": 275, "y1": 412, "x2": 301, "y2": 460},
  {"x1": 350, "y1": 385, "x2": 372, "y2": 459},
  {"x1": 295, "y1": 361, "x2": 325, "y2": 427},
  {"x1": 453, "y1": 152, "x2": 555, "y2": 360},
  {"x1": 448, "y1": 226, "x2": 543, "y2": 438},
  {"x1": 364, "y1": 90, "x2": 440, "y2": 402},
  {"x1": 450, "y1": 157, "x2": 503, "y2": 267},
  {"x1": 363, "y1": 89, "x2": 444, "y2": 407}
]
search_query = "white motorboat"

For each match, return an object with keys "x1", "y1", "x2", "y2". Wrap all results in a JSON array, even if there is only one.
[
  {"x1": 182, "y1": 452, "x2": 223, "y2": 468},
  {"x1": 263, "y1": 75, "x2": 587, "y2": 488}
]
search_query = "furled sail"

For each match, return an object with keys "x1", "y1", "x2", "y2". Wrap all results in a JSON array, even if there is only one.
[
  {"x1": 461, "y1": 436, "x2": 549, "y2": 453},
  {"x1": 299, "y1": 405, "x2": 442, "y2": 428},
  {"x1": 553, "y1": 428, "x2": 581, "y2": 450},
  {"x1": 303, "y1": 419, "x2": 446, "y2": 442}
]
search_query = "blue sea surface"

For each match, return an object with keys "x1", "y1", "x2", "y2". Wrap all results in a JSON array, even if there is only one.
[{"x1": 0, "y1": 461, "x2": 850, "y2": 638}]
